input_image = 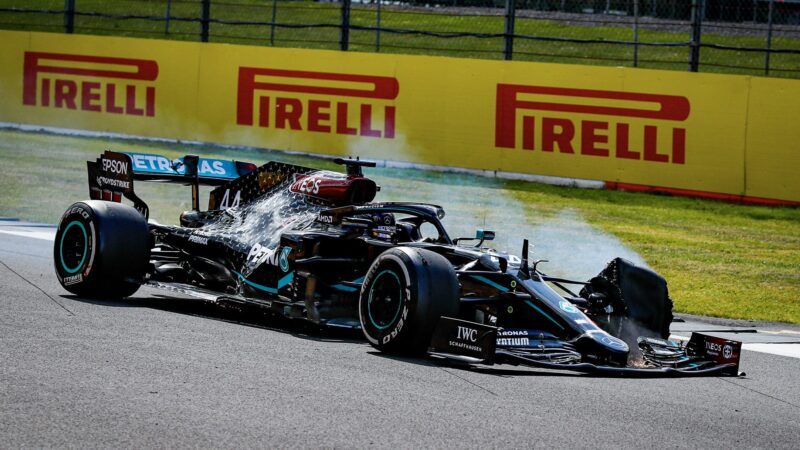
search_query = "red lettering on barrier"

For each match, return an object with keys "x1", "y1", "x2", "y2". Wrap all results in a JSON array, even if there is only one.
[
  {"x1": 495, "y1": 84, "x2": 690, "y2": 164},
  {"x1": 80, "y1": 81, "x2": 100, "y2": 112},
  {"x1": 581, "y1": 121, "x2": 609, "y2": 157},
  {"x1": 106, "y1": 84, "x2": 123, "y2": 114},
  {"x1": 308, "y1": 100, "x2": 331, "y2": 133},
  {"x1": 542, "y1": 118, "x2": 574, "y2": 153},
  {"x1": 55, "y1": 79, "x2": 77, "y2": 109},
  {"x1": 276, "y1": 97, "x2": 302, "y2": 130},
  {"x1": 23, "y1": 52, "x2": 158, "y2": 117},
  {"x1": 336, "y1": 103, "x2": 357, "y2": 136},
  {"x1": 237, "y1": 67, "x2": 399, "y2": 139}
]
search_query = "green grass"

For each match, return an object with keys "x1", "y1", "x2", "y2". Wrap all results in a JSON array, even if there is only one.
[
  {"x1": 1, "y1": 0, "x2": 799, "y2": 78},
  {"x1": 1, "y1": 128, "x2": 798, "y2": 324}
]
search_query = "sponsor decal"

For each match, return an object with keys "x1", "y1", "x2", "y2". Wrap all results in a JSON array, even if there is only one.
[
  {"x1": 63, "y1": 273, "x2": 83, "y2": 286},
  {"x1": 429, "y1": 317, "x2": 497, "y2": 361},
  {"x1": 706, "y1": 341, "x2": 722, "y2": 353},
  {"x1": 723, "y1": 344, "x2": 733, "y2": 359},
  {"x1": 95, "y1": 176, "x2": 131, "y2": 190},
  {"x1": 237, "y1": 67, "x2": 399, "y2": 139},
  {"x1": 601, "y1": 335, "x2": 627, "y2": 349},
  {"x1": 102, "y1": 158, "x2": 128, "y2": 175},
  {"x1": 559, "y1": 300, "x2": 579, "y2": 314},
  {"x1": 498, "y1": 329, "x2": 529, "y2": 336},
  {"x1": 293, "y1": 175, "x2": 322, "y2": 195},
  {"x1": 496, "y1": 337, "x2": 530, "y2": 347},
  {"x1": 495, "y1": 85, "x2": 690, "y2": 164},
  {"x1": 23, "y1": 52, "x2": 158, "y2": 116},
  {"x1": 247, "y1": 243, "x2": 290, "y2": 271},
  {"x1": 316, "y1": 214, "x2": 335, "y2": 224},
  {"x1": 127, "y1": 153, "x2": 233, "y2": 178},
  {"x1": 188, "y1": 234, "x2": 209, "y2": 245},
  {"x1": 457, "y1": 325, "x2": 479, "y2": 342}
]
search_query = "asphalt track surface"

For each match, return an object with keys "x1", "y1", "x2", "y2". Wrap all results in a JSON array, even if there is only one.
[{"x1": 2, "y1": 223, "x2": 799, "y2": 448}]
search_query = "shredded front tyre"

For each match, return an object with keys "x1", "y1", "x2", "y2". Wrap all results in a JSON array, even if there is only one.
[{"x1": 54, "y1": 201, "x2": 150, "y2": 298}]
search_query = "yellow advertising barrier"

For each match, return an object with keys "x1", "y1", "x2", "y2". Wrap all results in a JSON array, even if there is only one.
[{"x1": 0, "y1": 30, "x2": 797, "y2": 204}]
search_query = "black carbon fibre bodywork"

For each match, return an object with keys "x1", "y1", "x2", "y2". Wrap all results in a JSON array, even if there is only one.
[{"x1": 72, "y1": 151, "x2": 743, "y2": 376}]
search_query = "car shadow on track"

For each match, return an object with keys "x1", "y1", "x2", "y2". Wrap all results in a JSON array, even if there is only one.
[
  {"x1": 367, "y1": 351, "x2": 584, "y2": 378},
  {"x1": 63, "y1": 294, "x2": 680, "y2": 380},
  {"x1": 62, "y1": 293, "x2": 366, "y2": 345}
]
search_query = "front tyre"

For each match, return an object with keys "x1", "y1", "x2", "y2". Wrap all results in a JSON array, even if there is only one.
[
  {"x1": 54, "y1": 201, "x2": 150, "y2": 298},
  {"x1": 358, "y1": 247, "x2": 459, "y2": 355}
]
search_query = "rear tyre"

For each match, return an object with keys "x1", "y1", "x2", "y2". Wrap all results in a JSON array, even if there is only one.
[
  {"x1": 54, "y1": 201, "x2": 150, "y2": 298},
  {"x1": 358, "y1": 247, "x2": 460, "y2": 355}
]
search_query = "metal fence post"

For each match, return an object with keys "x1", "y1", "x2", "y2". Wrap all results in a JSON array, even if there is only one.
[
  {"x1": 376, "y1": 0, "x2": 382, "y2": 52},
  {"x1": 633, "y1": 0, "x2": 639, "y2": 67},
  {"x1": 64, "y1": 0, "x2": 75, "y2": 34},
  {"x1": 689, "y1": 0, "x2": 702, "y2": 72},
  {"x1": 503, "y1": 0, "x2": 516, "y2": 60},
  {"x1": 765, "y1": 0, "x2": 775, "y2": 76},
  {"x1": 165, "y1": 0, "x2": 172, "y2": 34},
  {"x1": 341, "y1": 0, "x2": 351, "y2": 51},
  {"x1": 201, "y1": 0, "x2": 210, "y2": 42},
  {"x1": 270, "y1": 0, "x2": 277, "y2": 46}
]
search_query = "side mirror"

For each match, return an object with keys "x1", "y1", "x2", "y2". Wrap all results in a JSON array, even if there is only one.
[{"x1": 476, "y1": 229, "x2": 495, "y2": 241}]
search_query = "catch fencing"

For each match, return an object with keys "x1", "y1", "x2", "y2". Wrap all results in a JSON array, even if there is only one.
[{"x1": 0, "y1": 0, "x2": 798, "y2": 77}]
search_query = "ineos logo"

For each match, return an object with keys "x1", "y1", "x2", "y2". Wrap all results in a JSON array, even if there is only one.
[
  {"x1": 457, "y1": 326, "x2": 478, "y2": 342},
  {"x1": 298, "y1": 177, "x2": 321, "y2": 195}
]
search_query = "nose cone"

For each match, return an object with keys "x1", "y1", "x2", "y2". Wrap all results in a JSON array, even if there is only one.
[{"x1": 574, "y1": 331, "x2": 630, "y2": 367}]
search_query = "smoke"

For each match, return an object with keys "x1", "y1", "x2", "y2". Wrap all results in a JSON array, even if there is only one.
[
  {"x1": 365, "y1": 144, "x2": 647, "y2": 282},
  {"x1": 601, "y1": 315, "x2": 664, "y2": 365}
]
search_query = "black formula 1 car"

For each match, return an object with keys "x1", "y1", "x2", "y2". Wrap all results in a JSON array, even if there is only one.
[{"x1": 54, "y1": 151, "x2": 743, "y2": 376}]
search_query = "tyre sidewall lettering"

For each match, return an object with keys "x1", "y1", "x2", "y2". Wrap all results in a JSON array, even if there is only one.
[
  {"x1": 56, "y1": 204, "x2": 97, "y2": 284},
  {"x1": 359, "y1": 251, "x2": 416, "y2": 346}
]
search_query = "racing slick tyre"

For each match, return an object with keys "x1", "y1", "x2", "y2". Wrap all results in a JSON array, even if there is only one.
[
  {"x1": 54, "y1": 201, "x2": 149, "y2": 299},
  {"x1": 358, "y1": 247, "x2": 459, "y2": 355}
]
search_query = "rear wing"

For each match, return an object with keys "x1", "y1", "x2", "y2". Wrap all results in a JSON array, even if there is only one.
[{"x1": 88, "y1": 151, "x2": 257, "y2": 218}]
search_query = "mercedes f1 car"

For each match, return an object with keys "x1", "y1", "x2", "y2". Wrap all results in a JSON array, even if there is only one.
[{"x1": 54, "y1": 151, "x2": 743, "y2": 376}]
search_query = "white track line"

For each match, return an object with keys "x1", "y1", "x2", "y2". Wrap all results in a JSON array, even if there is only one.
[
  {"x1": 0, "y1": 228, "x2": 56, "y2": 241},
  {"x1": 672, "y1": 334, "x2": 800, "y2": 360},
  {"x1": 741, "y1": 343, "x2": 800, "y2": 359}
]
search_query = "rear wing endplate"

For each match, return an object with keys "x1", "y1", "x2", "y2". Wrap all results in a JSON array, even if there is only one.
[{"x1": 87, "y1": 150, "x2": 256, "y2": 218}]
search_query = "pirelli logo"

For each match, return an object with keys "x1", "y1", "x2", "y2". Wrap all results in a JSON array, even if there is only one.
[
  {"x1": 237, "y1": 68, "x2": 399, "y2": 139},
  {"x1": 495, "y1": 85, "x2": 690, "y2": 164},
  {"x1": 23, "y1": 52, "x2": 158, "y2": 116}
]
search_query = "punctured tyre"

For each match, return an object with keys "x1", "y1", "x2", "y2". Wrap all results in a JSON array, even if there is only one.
[
  {"x1": 54, "y1": 201, "x2": 149, "y2": 298},
  {"x1": 359, "y1": 247, "x2": 460, "y2": 355}
]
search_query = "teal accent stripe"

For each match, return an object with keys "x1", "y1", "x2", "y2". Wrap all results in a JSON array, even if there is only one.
[
  {"x1": 524, "y1": 300, "x2": 565, "y2": 330},
  {"x1": 233, "y1": 270, "x2": 294, "y2": 294},
  {"x1": 469, "y1": 275, "x2": 509, "y2": 292},
  {"x1": 331, "y1": 276, "x2": 365, "y2": 293},
  {"x1": 332, "y1": 284, "x2": 358, "y2": 293}
]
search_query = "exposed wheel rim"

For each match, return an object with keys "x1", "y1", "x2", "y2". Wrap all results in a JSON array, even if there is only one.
[
  {"x1": 367, "y1": 269, "x2": 404, "y2": 330},
  {"x1": 59, "y1": 220, "x2": 87, "y2": 274}
]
